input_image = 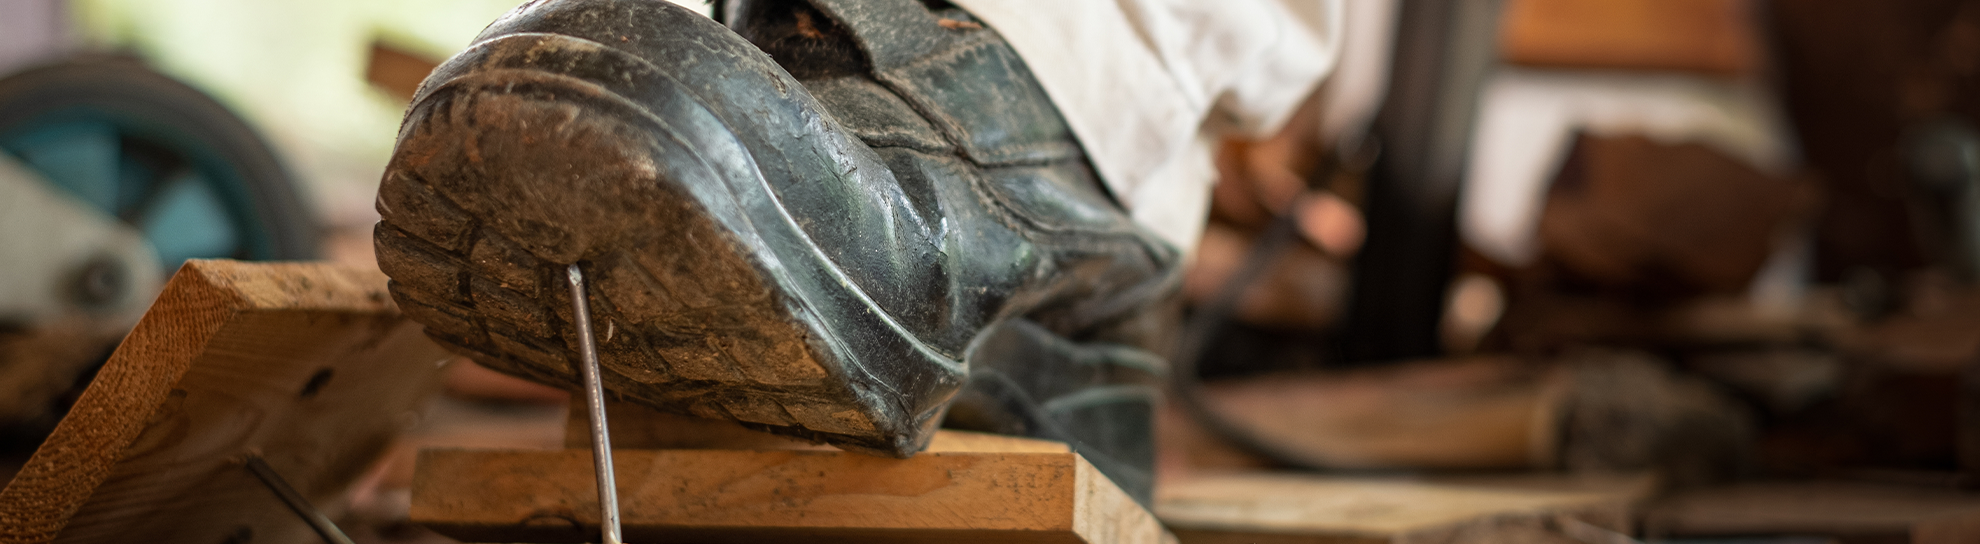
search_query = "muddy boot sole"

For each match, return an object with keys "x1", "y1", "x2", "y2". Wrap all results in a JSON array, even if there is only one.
[{"x1": 374, "y1": 7, "x2": 963, "y2": 456}]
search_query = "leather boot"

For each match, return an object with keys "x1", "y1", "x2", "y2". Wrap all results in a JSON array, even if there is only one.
[{"x1": 372, "y1": 0, "x2": 1180, "y2": 498}]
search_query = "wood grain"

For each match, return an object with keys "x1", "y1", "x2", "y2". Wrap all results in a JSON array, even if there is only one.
[
  {"x1": 1156, "y1": 472, "x2": 1650, "y2": 544},
  {"x1": 413, "y1": 448, "x2": 1170, "y2": 543},
  {"x1": 0, "y1": 260, "x2": 449, "y2": 543},
  {"x1": 561, "y1": 398, "x2": 1070, "y2": 454}
]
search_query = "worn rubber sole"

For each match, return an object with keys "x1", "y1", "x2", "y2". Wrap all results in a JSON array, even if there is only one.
[{"x1": 373, "y1": 28, "x2": 957, "y2": 455}]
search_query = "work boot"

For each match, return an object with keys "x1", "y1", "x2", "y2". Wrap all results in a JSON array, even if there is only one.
[
  {"x1": 372, "y1": 0, "x2": 1180, "y2": 499},
  {"x1": 945, "y1": 317, "x2": 1170, "y2": 503}
]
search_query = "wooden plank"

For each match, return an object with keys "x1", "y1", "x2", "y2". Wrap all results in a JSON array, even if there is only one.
[
  {"x1": 0, "y1": 259, "x2": 450, "y2": 543},
  {"x1": 1157, "y1": 357, "x2": 1569, "y2": 474},
  {"x1": 924, "y1": 430, "x2": 1071, "y2": 454},
  {"x1": 1498, "y1": 0, "x2": 1760, "y2": 75},
  {"x1": 561, "y1": 398, "x2": 1070, "y2": 454},
  {"x1": 412, "y1": 448, "x2": 1171, "y2": 544},
  {"x1": 562, "y1": 399, "x2": 831, "y2": 452},
  {"x1": 1642, "y1": 481, "x2": 1980, "y2": 541},
  {"x1": 1918, "y1": 506, "x2": 1980, "y2": 544},
  {"x1": 1156, "y1": 472, "x2": 1651, "y2": 544}
]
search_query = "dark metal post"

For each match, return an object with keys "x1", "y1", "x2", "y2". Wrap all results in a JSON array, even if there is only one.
[{"x1": 1342, "y1": 0, "x2": 1504, "y2": 363}]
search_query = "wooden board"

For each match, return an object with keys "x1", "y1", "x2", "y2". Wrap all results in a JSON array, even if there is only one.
[
  {"x1": 562, "y1": 398, "x2": 832, "y2": 452},
  {"x1": 1156, "y1": 472, "x2": 1651, "y2": 544},
  {"x1": 1498, "y1": 0, "x2": 1760, "y2": 75},
  {"x1": 1157, "y1": 358, "x2": 1568, "y2": 473},
  {"x1": 1919, "y1": 507, "x2": 1980, "y2": 544},
  {"x1": 0, "y1": 259, "x2": 450, "y2": 543},
  {"x1": 412, "y1": 448, "x2": 1171, "y2": 544},
  {"x1": 561, "y1": 398, "x2": 1071, "y2": 454},
  {"x1": 1642, "y1": 481, "x2": 1980, "y2": 541}
]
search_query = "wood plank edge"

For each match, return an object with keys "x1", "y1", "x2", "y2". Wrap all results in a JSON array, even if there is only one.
[{"x1": 0, "y1": 261, "x2": 249, "y2": 542}]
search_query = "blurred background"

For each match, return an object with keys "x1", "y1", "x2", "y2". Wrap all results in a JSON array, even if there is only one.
[{"x1": 4, "y1": 0, "x2": 1980, "y2": 542}]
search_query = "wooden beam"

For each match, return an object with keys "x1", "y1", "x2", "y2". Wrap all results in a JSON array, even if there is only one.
[
  {"x1": 412, "y1": 448, "x2": 1170, "y2": 543},
  {"x1": 1156, "y1": 473, "x2": 1651, "y2": 544},
  {"x1": 0, "y1": 260, "x2": 449, "y2": 543}
]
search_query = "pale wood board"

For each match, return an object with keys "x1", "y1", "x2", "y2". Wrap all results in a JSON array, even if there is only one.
[
  {"x1": 1156, "y1": 472, "x2": 1651, "y2": 544},
  {"x1": 413, "y1": 448, "x2": 1172, "y2": 543},
  {"x1": 0, "y1": 260, "x2": 449, "y2": 543}
]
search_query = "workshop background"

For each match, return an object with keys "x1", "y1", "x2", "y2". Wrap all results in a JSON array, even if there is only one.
[{"x1": 6, "y1": 0, "x2": 1980, "y2": 542}]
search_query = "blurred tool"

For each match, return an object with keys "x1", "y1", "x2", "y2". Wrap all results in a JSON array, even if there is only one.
[
  {"x1": 0, "y1": 152, "x2": 158, "y2": 332},
  {"x1": 0, "y1": 56, "x2": 316, "y2": 444}
]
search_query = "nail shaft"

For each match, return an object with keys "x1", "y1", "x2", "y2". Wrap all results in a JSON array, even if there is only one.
[
  {"x1": 243, "y1": 454, "x2": 357, "y2": 544},
  {"x1": 567, "y1": 264, "x2": 624, "y2": 544}
]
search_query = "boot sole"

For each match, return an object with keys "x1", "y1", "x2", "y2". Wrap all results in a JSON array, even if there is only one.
[{"x1": 374, "y1": 28, "x2": 959, "y2": 455}]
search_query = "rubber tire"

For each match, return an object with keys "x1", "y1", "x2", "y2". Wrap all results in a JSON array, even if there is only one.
[{"x1": 0, "y1": 55, "x2": 317, "y2": 261}]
